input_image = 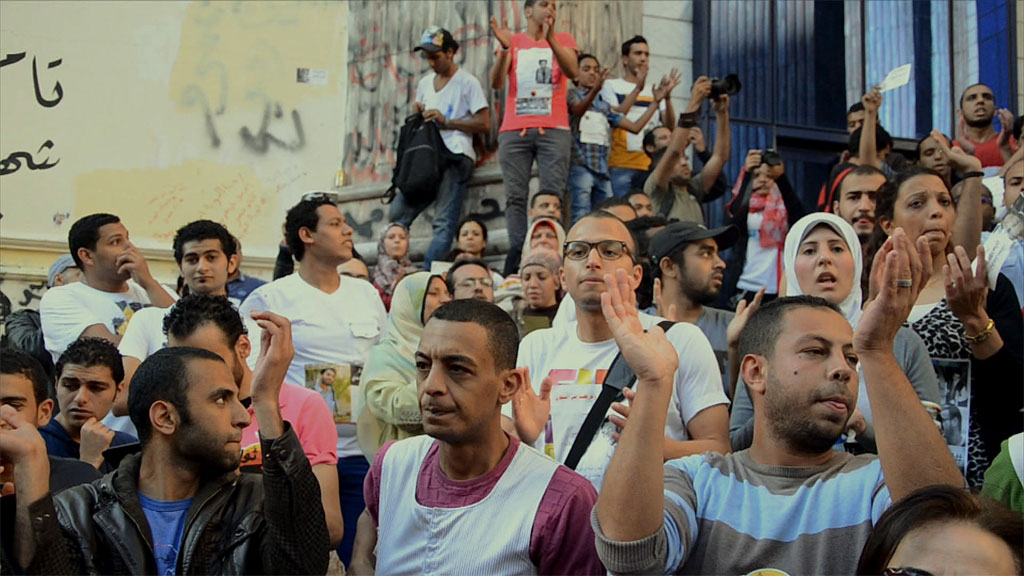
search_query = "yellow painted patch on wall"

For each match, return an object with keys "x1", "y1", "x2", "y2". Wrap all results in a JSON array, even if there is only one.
[{"x1": 74, "y1": 160, "x2": 277, "y2": 246}]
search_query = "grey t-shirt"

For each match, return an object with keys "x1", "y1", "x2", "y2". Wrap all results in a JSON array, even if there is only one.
[
  {"x1": 645, "y1": 171, "x2": 709, "y2": 224},
  {"x1": 694, "y1": 307, "x2": 735, "y2": 396},
  {"x1": 729, "y1": 326, "x2": 941, "y2": 452}
]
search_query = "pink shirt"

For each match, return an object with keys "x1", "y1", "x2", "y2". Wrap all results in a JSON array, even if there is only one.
[
  {"x1": 500, "y1": 32, "x2": 577, "y2": 132},
  {"x1": 365, "y1": 435, "x2": 604, "y2": 575},
  {"x1": 240, "y1": 383, "x2": 339, "y2": 470}
]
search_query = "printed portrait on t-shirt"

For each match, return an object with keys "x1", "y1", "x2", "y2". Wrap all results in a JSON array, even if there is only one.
[
  {"x1": 516, "y1": 47, "x2": 558, "y2": 116},
  {"x1": 932, "y1": 358, "x2": 971, "y2": 473},
  {"x1": 305, "y1": 363, "x2": 362, "y2": 424}
]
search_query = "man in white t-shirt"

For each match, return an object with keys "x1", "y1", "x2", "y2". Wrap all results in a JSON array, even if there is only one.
[
  {"x1": 388, "y1": 26, "x2": 490, "y2": 269},
  {"x1": 239, "y1": 194, "x2": 386, "y2": 567},
  {"x1": 508, "y1": 211, "x2": 730, "y2": 489},
  {"x1": 105, "y1": 220, "x2": 240, "y2": 435},
  {"x1": 606, "y1": 35, "x2": 678, "y2": 198},
  {"x1": 40, "y1": 213, "x2": 176, "y2": 364}
]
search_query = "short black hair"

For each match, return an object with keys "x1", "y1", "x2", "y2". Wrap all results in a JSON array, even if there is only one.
[
  {"x1": 847, "y1": 101, "x2": 865, "y2": 116},
  {"x1": 427, "y1": 299, "x2": 520, "y2": 371},
  {"x1": 958, "y1": 82, "x2": 990, "y2": 109},
  {"x1": 56, "y1": 337, "x2": 124, "y2": 385},
  {"x1": 848, "y1": 125, "x2": 893, "y2": 155},
  {"x1": 835, "y1": 164, "x2": 887, "y2": 198},
  {"x1": 172, "y1": 220, "x2": 237, "y2": 264},
  {"x1": 643, "y1": 126, "x2": 672, "y2": 156},
  {"x1": 572, "y1": 209, "x2": 638, "y2": 255},
  {"x1": 738, "y1": 296, "x2": 841, "y2": 359},
  {"x1": 857, "y1": 485, "x2": 1023, "y2": 574},
  {"x1": 625, "y1": 189, "x2": 650, "y2": 203},
  {"x1": 1, "y1": 347, "x2": 50, "y2": 405},
  {"x1": 577, "y1": 52, "x2": 598, "y2": 66},
  {"x1": 68, "y1": 213, "x2": 121, "y2": 269},
  {"x1": 915, "y1": 132, "x2": 950, "y2": 156},
  {"x1": 129, "y1": 347, "x2": 224, "y2": 445},
  {"x1": 457, "y1": 217, "x2": 488, "y2": 243},
  {"x1": 621, "y1": 35, "x2": 648, "y2": 56},
  {"x1": 446, "y1": 258, "x2": 491, "y2": 294},
  {"x1": 875, "y1": 166, "x2": 947, "y2": 223},
  {"x1": 530, "y1": 191, "x2": 561, "y2": 209},
  {"x1": 285, "y1": 196, "x2": 336, "y2": 262},
  {"x1": 164, "y1": 294, "x2": 246, "y2": 347}
]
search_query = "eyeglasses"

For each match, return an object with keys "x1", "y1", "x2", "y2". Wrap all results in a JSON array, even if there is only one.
[
  {"x1": 456, "y1": 277, "x2": 494, "y2": 289},
  {"x1": 883, "y1": 567, "x2": 935, "y2": 576},
  {"x1": 563, "y1": 240, "x2": 632, "y2": 261}
]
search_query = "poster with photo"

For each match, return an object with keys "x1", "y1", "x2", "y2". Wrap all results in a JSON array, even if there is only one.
[
  {"x1": 515, "y1": 47, "x2": 555, "y2": 116},
  {"x1": 305, "y1": 363, "x2": 362, "y2": 424},
  {"x1": 931, "y1": 358, "x2": 971, "y2": 474}
]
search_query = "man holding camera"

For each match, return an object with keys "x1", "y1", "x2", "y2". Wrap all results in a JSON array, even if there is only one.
[{"x1": 644, "y1": 76, "x2": 731, "y2": 225}]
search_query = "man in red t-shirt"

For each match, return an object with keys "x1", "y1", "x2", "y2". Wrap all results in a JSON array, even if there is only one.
[
  {"x1": 489, "y1": 0, "x2": 579, "y2": 276},
  {"x1": 954, "y1": 83, "x2": 1016, "y2": 168}
]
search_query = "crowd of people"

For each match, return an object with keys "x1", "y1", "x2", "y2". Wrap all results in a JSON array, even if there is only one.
[{"x1": 1, "y1": 0, "x2": 1022, "y2": 574}]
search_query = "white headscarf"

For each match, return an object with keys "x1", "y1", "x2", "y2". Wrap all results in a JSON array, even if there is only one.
[{"x1": 783, "y1": 213, "x2": 864, "y2": 327}]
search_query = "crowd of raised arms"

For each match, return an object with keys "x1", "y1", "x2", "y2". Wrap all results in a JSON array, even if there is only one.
[{"x1": 1, "y1": 1, "x2": 1022, "y2": 575}]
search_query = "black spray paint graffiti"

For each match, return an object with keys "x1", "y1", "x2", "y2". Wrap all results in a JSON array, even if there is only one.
[
  {"x1": 239, "y1": 102, "x2": 306, "y2": 154},
  {"x1": 0, "y1": 51, "x2": 64, "y2": 176}
]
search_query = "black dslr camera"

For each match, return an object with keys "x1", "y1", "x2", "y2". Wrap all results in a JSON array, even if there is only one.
[
  {"x1": 710, "y1": 74, "x2": 741, "y2": 99},
  {"x1": 761, "y1": 148, "x2": 781, "y2": 167}
]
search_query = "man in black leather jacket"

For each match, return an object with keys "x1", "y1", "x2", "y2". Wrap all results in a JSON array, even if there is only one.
[{"x1": 0, "y1": 311, "x2": 329, "y2": 575}]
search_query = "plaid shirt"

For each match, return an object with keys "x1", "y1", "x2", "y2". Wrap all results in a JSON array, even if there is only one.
[{"x1": 568, "y1": 86, "x2": 622, "y2": 176}]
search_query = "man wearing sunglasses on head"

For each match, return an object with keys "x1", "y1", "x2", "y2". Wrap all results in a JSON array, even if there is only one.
[{"x1": 504, "y1": 211, "x2": 730, "y2": 490}]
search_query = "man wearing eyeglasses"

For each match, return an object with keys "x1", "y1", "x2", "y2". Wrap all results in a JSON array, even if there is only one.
[
  {"x1": 446, "y1": 258, "x2": 496, "y2": 303},
  {"x1": 507, "y1": 211, "x2": 730, "y2": 489}
]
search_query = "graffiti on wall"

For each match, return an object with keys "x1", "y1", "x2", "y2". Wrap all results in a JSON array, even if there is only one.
[
  {"x1": 343, "y1": 0, "x2": 642, "y2": 185},
  {"x1": 0, "y1": 51, "x2": 64, "y2": 176},
  {"x1": 170, "y1": 2, "x2": 340, "y2": 154}
]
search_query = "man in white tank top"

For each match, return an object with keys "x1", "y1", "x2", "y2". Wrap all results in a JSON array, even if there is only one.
[{"x1": 349, "y1": 299, "x2": 603, "y2": 575}]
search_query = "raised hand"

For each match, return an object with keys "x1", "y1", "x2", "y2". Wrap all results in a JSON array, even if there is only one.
[
  {"x1": 0, "y1": 405, "x2": 49, "y2": 493},
  {"x1": 652, "y1": 277, "x2": 679, "y2": 322},
  {"x1": 711, "y1": 93, "x2": 730, "y2": 115},
  {"x1": 997, "y1": 109, "x2": 1015, "y2": 147},
  {"x1": 744, "y1": 149, "x2": 762, "y2": 173},
  {"x1": 726, "y1": 288, "x2": 763, "y2": 349},
  {"x1": 250, "y1": 310, "x2": 294, "y2": 402},
  {"x1": 635, "y1": 63, "x2": 648, "y2": 91},
  {"x1": 861, "y1": 85, "x2": 882, "y2": 115},
  {"x1": 489, "y1": 16, "x2": 511, "y2": 49},
  {"x1": 511, "y1": 368, "x2": 551, "y2": 445},
  {"x1": 601, "y1": 269, "x2": 678, "y2": 386},
  {"x1": 597, "y1": 67, "x2": 611, "y2": 90},
  {"x1": 115, "y1": 244, "x2": 156, "y2": 285},
  {"x1": 79, "y1": 417, "x2": 115, "y2": 468},
  {"x1": 856, "y1": 228, "x2": 932, "y2": 353},
  {"x1": 688, "y1": 76, "x2": 711, "y2": 111},
  {"x1": 943, "y1": 245, "x2": 989, "y2": 326},
  {"x1": 955, "y1": 111, "x2": 977, "y2": 155},
  {"x1": 930, "y1": 128, "x2": 982, "y2": 172},
  {"x1": 687, "y1": 126, "x2": 706, "y2": 152}
]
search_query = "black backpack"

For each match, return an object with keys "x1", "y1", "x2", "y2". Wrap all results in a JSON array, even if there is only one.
[{"x1": 384, "y1": 113, "x2": 450, "y2": 205}]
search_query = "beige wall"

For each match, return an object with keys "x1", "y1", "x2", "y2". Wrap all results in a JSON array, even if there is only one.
[{"x1": 0, "y1": 1, "x2": 348, "y2": 306}]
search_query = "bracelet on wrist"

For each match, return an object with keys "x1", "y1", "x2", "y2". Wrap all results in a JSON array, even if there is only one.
[
  {"x1": 964, "y1": 318, "x2": 995, "y2": 344},
  {"x1": 961, "y1": 171, "x2": 984, "y2": 179},
  {"x1": 678, "y1": 112, "x2": 698, "y2": 128}
]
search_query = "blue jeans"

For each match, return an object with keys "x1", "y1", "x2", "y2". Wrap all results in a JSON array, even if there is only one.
[
  {"x1": 388, "y1": 154, "x2": 474, "y2": 268},
  {"x1": 609, "y1": 166, "x2": 648, "y2": 198},
  {"x1": 498, "y1": 128, "x2": 573, "y2": 276},
  {"x1": 568, "y1": 164, "x2": 613, "y2": 226},
  {"x1": 335, "y1": 455, "x2": 369, "y2": 567}
]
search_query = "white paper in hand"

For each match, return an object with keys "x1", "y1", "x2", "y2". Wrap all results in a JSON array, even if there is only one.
[{"x1": 879, "y1": 64, "x2": 912, "y2": 92}]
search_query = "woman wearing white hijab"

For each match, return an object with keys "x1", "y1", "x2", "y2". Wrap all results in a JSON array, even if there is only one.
[{"x1": 729, "y1": 213, "x2": 941, "y2": 453}]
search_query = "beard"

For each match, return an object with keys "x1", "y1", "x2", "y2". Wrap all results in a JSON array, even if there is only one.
[
  {"x1": 174, "y1": 407, "x2": 241, "y2": 476},
  {"x1": 964, "y1": 114, "x2": 993, "y2": 129},
  {"x1": 680, "y1": 277, "x2": 720, "y2": 306},
  {"x1": 762, "y1": 370, "x2": 848, "y2": 455}
]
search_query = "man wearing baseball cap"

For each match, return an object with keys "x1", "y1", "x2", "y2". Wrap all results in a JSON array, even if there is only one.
[
  {"x1": 388, "y1": 26, "x2": 490, "y2": 269},
  {"x1": 649, "y1": 221, "x2": 747, "y2": 396}
]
